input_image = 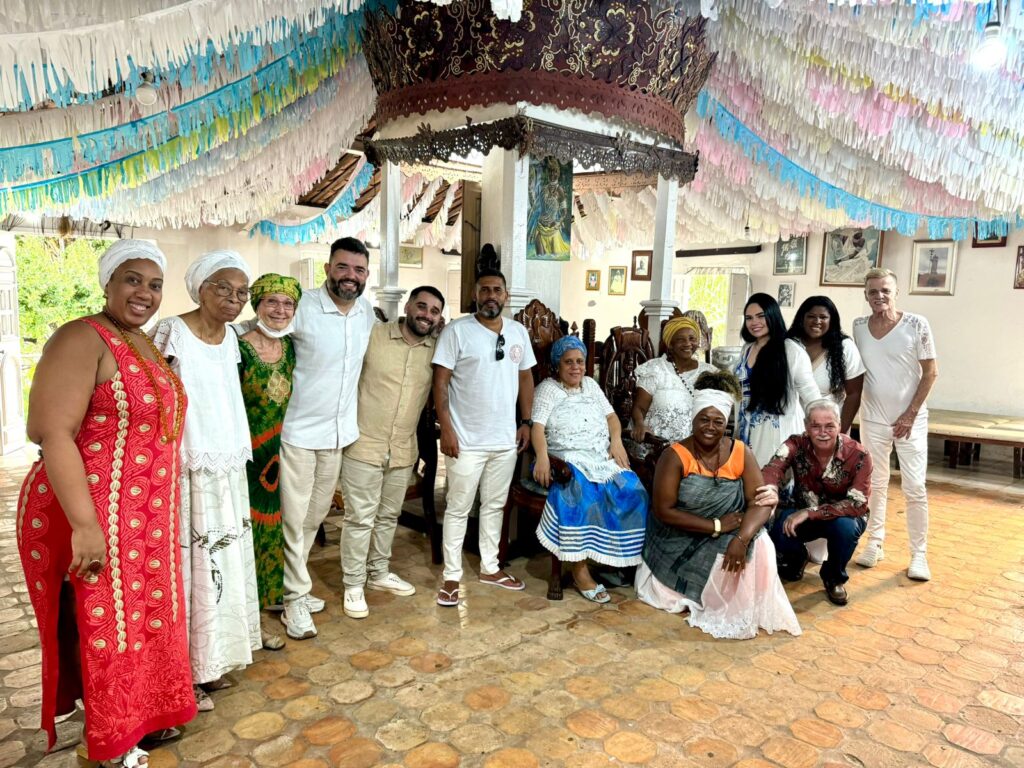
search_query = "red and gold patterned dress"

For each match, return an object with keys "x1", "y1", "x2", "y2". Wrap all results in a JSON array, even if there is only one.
[{"x1": 17, "y1": 319, "x2": 197, "y2": 762}]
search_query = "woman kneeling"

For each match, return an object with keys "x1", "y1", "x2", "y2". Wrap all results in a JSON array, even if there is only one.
[{"x1": 636, "y1": 371, "x2": 801, "y2": 639}]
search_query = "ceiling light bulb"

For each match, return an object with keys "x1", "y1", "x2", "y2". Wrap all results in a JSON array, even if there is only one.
[
  {"x1": 972, "y1": 23, "x2": 1007, "y2": 71},
  {"x1": 136, "y1": 82, "x2": 158, "y2": 106}
]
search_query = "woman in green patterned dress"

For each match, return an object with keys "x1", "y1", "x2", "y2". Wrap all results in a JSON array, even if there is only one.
[{"x1": 238, "y1": 274, "x2": 300, "y2": 650}]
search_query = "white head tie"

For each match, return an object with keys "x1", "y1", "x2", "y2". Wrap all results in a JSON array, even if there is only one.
[
  {"x1": 184, "y1": 250, "x2": 253, "y2": 303},
  {"x1": 692, "y1": 389, "x2": 735, "y2": 421},
  {"x1": 98, "y1": 239, "x2": 166, "y2": 288}
]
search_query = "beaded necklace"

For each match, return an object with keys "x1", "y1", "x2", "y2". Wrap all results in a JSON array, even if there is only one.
[{"x1": 102, "y1": 311, "x2": 186, "y2": 444}]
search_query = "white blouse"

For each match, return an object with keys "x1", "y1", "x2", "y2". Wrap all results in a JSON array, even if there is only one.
[
  {"x1": 152, "y1": 316, "x2": 252, "y2": 473},
  {"x1": 799, "y1": 337, "x2": 865, "y2": 406},
  {"x1": 634, "y1": 357, "x2": 718, "y2": 442}
]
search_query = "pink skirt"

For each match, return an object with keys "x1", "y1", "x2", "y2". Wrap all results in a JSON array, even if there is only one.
[{"x1": 636, "y1": 535, "x2": 802, "y2": 639}]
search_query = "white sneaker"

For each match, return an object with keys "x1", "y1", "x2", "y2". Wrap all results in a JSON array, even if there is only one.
[
  {"x1": 908, "y1": 553, "x2": 931, "y2": 581},
  {"x1": 367, "y1": 572, "x2": 417, "y2": 597},
  {"x1": 304, "y1": 594, "x2": 326, "y2": 614},
  {"x1": 281, "y1": 598, "x2": 317, "y2": 639},
  {"x1": 855, "y1": 541, "x2": 884, "y2": 568},
  {"x1": 343, "y1": 587, "x2": 369, "y2": 619}
]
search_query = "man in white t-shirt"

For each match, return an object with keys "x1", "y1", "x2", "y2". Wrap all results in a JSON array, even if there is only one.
[
  {"x1": 432, "y1": 269, "x2": 537, "y2": 606},
  {"x1": 852, "y1": 268, "x2": 938, "y2": 581}
]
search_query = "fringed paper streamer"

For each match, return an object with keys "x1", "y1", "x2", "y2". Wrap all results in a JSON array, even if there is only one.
[
  {"x1": 412, "y1": 180, "x2": 458, "y2": 247},
  {"x1": 252, "y1": 159, "x2": 375, "y2": 244},
  {"x1": 401, "y1": 177, "x2": 446, "y2": 242},
  {"x1": 0, "y1": 0, "x2": 395, "y2": 111}
]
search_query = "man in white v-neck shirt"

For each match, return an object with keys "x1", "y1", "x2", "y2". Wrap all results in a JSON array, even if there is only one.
[
  {"x1": 852, "y1": 268, "x2": 938, "y2": 581},
  {"x1": 432, "y1": 269, "x2": 537, "y2": 606}
]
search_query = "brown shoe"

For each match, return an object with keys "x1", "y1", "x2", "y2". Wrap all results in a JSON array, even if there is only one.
[{"x1": 824, "y1": 581, "x2": 848, "y2": 606}]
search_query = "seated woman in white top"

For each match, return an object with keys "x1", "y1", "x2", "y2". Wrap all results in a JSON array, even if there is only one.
[
  {"x1": 630, "y1": 316, "x2": 717, "y2": 444},
  {"x1": 787, "y1": 296, "x2": 865, "y2": 434}
]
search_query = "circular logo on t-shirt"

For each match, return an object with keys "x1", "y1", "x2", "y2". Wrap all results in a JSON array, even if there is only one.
[{"x1": 509, "y1": 344, "x2": 524, "y2": 364}]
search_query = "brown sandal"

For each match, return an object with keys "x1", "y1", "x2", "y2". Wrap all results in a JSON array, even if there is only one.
[{"x1": 478, "y1": 571, "x2": 526, "y2": 591}]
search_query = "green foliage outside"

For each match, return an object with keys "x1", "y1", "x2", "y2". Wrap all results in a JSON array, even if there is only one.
[
  {"x1": 16, "y1": 235, "x2": 107, "y2": 411},
  {"x1": 685, "y1": 273, "x2": 730, "y2": 350}
]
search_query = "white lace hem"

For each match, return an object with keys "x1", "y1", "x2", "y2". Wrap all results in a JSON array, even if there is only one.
[{"x1": 181, "y1": 448, "x2": 252, "y2": 473}]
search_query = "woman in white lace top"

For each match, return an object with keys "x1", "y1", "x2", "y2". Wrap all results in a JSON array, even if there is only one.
[
  {"x1": 151, "y1": 250, "x2": 261, "y2": 712},
  {"x1": 630, "y1": 316, "x2": 718, "y2": 444}
]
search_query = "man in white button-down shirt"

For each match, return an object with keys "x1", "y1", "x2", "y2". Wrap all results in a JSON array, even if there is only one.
[{"x1": 279, "y1": 237, "x2": 377, "y2": 640}]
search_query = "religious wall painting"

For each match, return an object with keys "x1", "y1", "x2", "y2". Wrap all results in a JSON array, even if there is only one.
[
  {"x1": 774, "y1": 237, "x2": 807, "y2": 275},
  {"x1": 631, "y1": 250, "x2": 652, "y2": 281},
  {"x1": 585, "y1": 269, "x2": 601, "y2": 291},
  {"x1": 910, "y1": 240, "x2": 957, "y2": 295},
  {"x1": 820, "y1": 227, "x2": 884, "y2": 287},
  {"x1": 972, "y1": 225, "x2": 1007, "y2": 248},
  {"x1": 527, "y1": 155, "x2": 572, "y2": 262},
  {"x1": 777, "y1": 282, "x2": 795, "y2": 308},
  {"x1": 1015, "y1": 246, "x2": 1024, "y2": 289},
  {"x1": 608, "y1": 266, "x2": 627, "y2": 296},
  {"x1": 399, "y1": 245, "x2": 423, "y2": 268}
]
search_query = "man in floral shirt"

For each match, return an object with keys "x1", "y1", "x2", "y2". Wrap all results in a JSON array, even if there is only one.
[{"x1": 761, "y1": 399, "x2": 872, "y2": 606}]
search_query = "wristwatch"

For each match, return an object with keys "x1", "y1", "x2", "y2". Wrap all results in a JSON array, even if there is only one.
[
  {"x1": 520, "y1": 419, "x2": 534, "y2": 427},
  {"x1": 712, "y1": 518, "x2": 721, "y2": 538}
]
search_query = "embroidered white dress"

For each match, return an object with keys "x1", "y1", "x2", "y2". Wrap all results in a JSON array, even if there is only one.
[
  {"x1": 634, "y1": 357, "x2": 719, "y2": 442},
  {"x1": 152, "y1": 317, "x2": 261, "y2": 684}
]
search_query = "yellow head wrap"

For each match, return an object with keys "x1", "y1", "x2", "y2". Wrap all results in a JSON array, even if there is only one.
[{"x1": 662, "y1": 316, "x2": 701, "y2": 348}]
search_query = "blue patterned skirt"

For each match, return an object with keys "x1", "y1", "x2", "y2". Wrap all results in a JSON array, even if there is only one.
[{"x1": 536, "y1": 465, "x2": 648, "y2": 567}]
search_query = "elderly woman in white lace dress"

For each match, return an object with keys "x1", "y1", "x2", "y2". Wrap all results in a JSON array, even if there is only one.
[
  {"x1": 630, "y1": 317, "x2": 718, "y2": 445},
  {"x1": 152, "y1": 250, "x2": 261, "y2": 711},
  {"x1": 531, "y1": 337, "x2": 649, "y2": 603}
]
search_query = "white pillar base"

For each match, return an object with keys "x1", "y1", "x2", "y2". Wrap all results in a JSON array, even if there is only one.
[
  {"x1": 640, "y1": 298, "x2": 681, "y2": 355},
  {"x1": 377, "y1": 287, "x2": 407, "y2": 322}
]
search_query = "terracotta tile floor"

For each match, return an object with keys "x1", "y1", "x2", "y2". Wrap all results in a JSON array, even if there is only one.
[{"x1": 1, "y1": 449, "x2": 1022, "y2": 768}]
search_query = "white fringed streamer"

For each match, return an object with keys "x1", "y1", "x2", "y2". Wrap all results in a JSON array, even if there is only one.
[
  {"x1": 400, "y1": 176, "x2": 444, "y2": 242},
  {"x1": 412, "y1": 180, "x2": 458, "y2": 247}
]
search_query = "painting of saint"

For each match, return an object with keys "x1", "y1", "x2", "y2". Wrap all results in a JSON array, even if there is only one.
[{"x1": 527, "y1": 155, "x2": 572, "y2": 261}]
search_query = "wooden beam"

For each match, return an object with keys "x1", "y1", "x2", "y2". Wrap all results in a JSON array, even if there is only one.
[{"x1": 676, "y1": 244, "x2": 762, "y2": 258}]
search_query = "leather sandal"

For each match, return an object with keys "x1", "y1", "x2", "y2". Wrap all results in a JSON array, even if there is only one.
[
  {"x1": 478, "y1": 571, "x2": 526, "y2": 591},
  {"x1": 576, "y1": 583, "x2": 611, "y2": 604}
]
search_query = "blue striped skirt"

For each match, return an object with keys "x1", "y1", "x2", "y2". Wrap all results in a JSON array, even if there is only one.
[{"x1": 536, "y1": 464, "x2": 648, "y2": 567}]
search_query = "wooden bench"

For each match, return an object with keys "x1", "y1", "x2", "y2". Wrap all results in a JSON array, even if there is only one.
[{"x1": 927, "y1": 409, "x2": 1024, "y2": 479}]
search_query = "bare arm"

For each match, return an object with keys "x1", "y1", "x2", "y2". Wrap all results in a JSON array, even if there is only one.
[
  {"x1": 607, "y1": 413, "x2": 629, "y2": 469},
  {"x1": 516, "y1": 368, "x2": 535, "y2": 452},
  {"x1": 432, "y1": 364, "x2": 458, "y2": 458},
  {"x1": 630, "y1": 387, "x2": 654, "y2": 441},
  {"x1": 894, "y1": 358, "x2": 938, "y2": 439},
  {"x1": 840, "y1": 374, "x2": 864, "y2": 434},
  {"x1": 27, "y1": 322, "x2": 110, "y2": 577},
  {"x1": 531, "y1": 422, "x2": 551, "y2": 486},
  {"x1": 722, "y1": 445, "x2": 775, "y2": 572}
]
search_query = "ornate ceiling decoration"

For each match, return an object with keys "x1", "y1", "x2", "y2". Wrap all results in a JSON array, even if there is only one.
[{"x1": 362, "y1": 0, "x2": 716, "y2": 144}]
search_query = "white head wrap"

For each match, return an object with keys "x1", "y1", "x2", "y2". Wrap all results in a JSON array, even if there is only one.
[
  {"x1": 184, "y1": 250, "x2": 254, "y2": 303},
  {"x1": 692, "y1": 389, "x2": 735, "y2": 421},
  {"x1": 98, "y1": 239, "x2": 166, "y2": 288}
]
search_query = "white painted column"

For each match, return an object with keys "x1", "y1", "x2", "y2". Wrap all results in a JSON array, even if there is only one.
[
  {"x1": 481, "y1": 150, "x2": 541, "y2": 315},
  {"x1": 377, "y1": 159, "x2": 406, "y2": 320},
  {"x1": 640, "y1": 174, "x2": 680, "y2": 354}
]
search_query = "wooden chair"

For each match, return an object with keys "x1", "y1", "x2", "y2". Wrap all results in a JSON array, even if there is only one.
[
  {"x1": 499, "y1": 299, "x2": 574, "y2": 599},
  {"x1": 682, "y1": 309, "x2": 713, "y2": 364}
]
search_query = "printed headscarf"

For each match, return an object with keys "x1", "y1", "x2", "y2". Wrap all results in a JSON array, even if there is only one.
[{"x1": 250, "y1": 273, "x2": 302, "y2": 311}]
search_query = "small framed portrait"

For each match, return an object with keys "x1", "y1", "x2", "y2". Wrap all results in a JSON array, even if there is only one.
[
  {"x1": 399, "y1": 245, "x2": 423, "y2": 268},
  {"x1": 972, "y1": 224, "x2": 1007, "y2": 249},
  {"x1": 777, "y1": 281, "x2": 796, "y2": 308},
  {"x1": 631, "y1": 250, "x2": 652, "y2": 281},
  {"x1": 1015, "y1": 246, "x2": 1024, "y2": 289},
  {"x1": 585, "y1": 269, "x2": 600, "y2": 291},
  {"x1": 774, "y1": 237, "x2": 807, "y2": 275},
  {"x1": 910, "y1": 240, "x2": 958, "y2": 295},
  {"x1": 820, "y1": 227, "x2": 884, "y2": 287},
  {"x1": 608, "y1": 266, "x2": 627, "y2": 296}
]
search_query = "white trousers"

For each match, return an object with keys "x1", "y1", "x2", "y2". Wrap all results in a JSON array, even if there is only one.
[
  {"x1": 442, "y1": 448, "x2": 518, "y2": 582},
  {"x1": 279, "y1": 442, "x2": 344, "y2": 602},
  {"x1": 339, "y1": 458, "x2": 413, "y2": 588},
  {"x1": 860, "y1": 416, "x2": 929, "y2": 555}
]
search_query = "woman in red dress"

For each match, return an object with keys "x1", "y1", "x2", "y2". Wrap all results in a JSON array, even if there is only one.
[{"x1": 18, "y1": 239, "x2": 196, "y2": 767}]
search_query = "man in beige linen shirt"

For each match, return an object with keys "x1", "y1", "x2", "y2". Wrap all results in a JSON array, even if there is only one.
[{"x1": 339, "y1": 286, "x2": 446, "y2": 619}]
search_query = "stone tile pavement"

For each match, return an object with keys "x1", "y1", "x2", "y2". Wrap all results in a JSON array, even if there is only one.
[{"x1": 0, "y1": 448, "x2": 1021, "y2": 768}]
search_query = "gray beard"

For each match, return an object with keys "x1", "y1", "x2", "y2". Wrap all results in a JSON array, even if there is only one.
[{"x1": 478, "y1": 303, "x2": 502, "y2": 319}]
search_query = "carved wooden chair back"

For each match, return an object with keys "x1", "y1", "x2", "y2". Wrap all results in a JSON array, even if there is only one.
[{"x1": 598, "y1": 318, "x2": 656, "y2": 428}]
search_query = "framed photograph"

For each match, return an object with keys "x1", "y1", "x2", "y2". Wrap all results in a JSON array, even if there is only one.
[
  {"x1": 608, "y1": 266, "x2": 627, "y2": 296},
  {"x1": 774, "y1": 237, "x2": 807, "y2": 275},
  {"x1": 777, "y1": 281, "x2": 796, "y2": 308},
  {"x1": 1015, "y1": 246, "x2": 1024, "y2": 289},
  {"x1": 526, "y1": 155, "x2": 572, "y2": 261},
  {"x1": 631, "y1": 250, "x2": 652, "y2": 281},
  {"x1": 399, "y1": 245, "x2": 423, "y2": 268},
  {"x1": 585, "y1": 269, "x2": 600, "y2": 291},
  {"x1": 972, "y1": 224, "x2": 1007, "y2": 249},
  {"x1": 910, "y1": 240, "x2": 958, "y2": 295},
  {"x1": 820, "y1": 227, "x2": 884, "y2": 287}
]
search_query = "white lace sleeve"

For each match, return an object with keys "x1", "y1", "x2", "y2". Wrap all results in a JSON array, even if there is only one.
[
  {"x1": 584, "y1": 377, "x2": 615, "y2": 416},
  {"x1": 913, "y1": 314, "x2": 937, "y2": 360},
  {"x1": 634, "y1": 357, "x2": 662, "y2": 395},
  {"x1": 531, "y1": 379, "x2": 563, "y2": 425},
  {"x1": 150, "y1": 317, "x2": 180, "y2": 359}
]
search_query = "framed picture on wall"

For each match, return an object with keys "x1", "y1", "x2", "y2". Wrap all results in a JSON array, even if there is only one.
[
  {"x1": 399, "y1": 245, "x2": 423, "y2": 268},
  {"x1": 972, "y1": 224, "x2": 1007, "y2": 248},
  {"x1": 1015, "y1": 246, "x2": 1024, "y2": 289},
  {"x1": 585, "y1": 269, "x2": 600, "y2": 291},
  {"x1": 631, "y1": 250, "x2": 652, "y2": 281},
  {"x1": 910, "y1": 240, "x2": 958, "y2": 295},
  {"x1": 820, "y1": 227, "x2": 884, "y2": 286},
  {"x1": 777, "y1": 282, "x2": 796, "y2": 308},
  {"x1": 608, "y1": 266, "x2": 627, "y2": 296},
  {"x1": 774, "y1": 237, "x2": 807, "y2": 275}
]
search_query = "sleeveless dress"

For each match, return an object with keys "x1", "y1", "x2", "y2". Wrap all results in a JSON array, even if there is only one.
[
  {"x1": 238, "y1": 336, "x2": 295, "y2": 608},
  {"x1": 17, "y1": 318, "x2": 196, "y2": 762}
]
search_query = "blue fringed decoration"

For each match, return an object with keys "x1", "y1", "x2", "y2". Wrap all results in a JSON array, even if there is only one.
[
  {"x1": 696, "y1": 89, "x2": 1017, "y2": 240},
  {"x1": 251, "y1": 161, "x2": 376, "y2": 245}
]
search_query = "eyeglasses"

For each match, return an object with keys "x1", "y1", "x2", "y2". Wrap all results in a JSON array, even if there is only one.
[
  {"x1": 204, "y1": 280, "x2": 250, "y2": 302},
  {"x1": 260, "y1": 297, "x2": 296, "y2": 311},
  {"x1": 495, "y1": 333, "x2": 505, "y2": 361}
]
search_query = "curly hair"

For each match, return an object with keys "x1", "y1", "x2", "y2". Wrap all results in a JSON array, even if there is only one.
[
  {"x1": 693, "y1": 369, "x2": 742, "y2": 400},
  {"x1": 740, "y1": 293, "x2": 790, "y2": 415},
  {"x1": 787, "y1": 296, "x2": 848, "y2": 397}
]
